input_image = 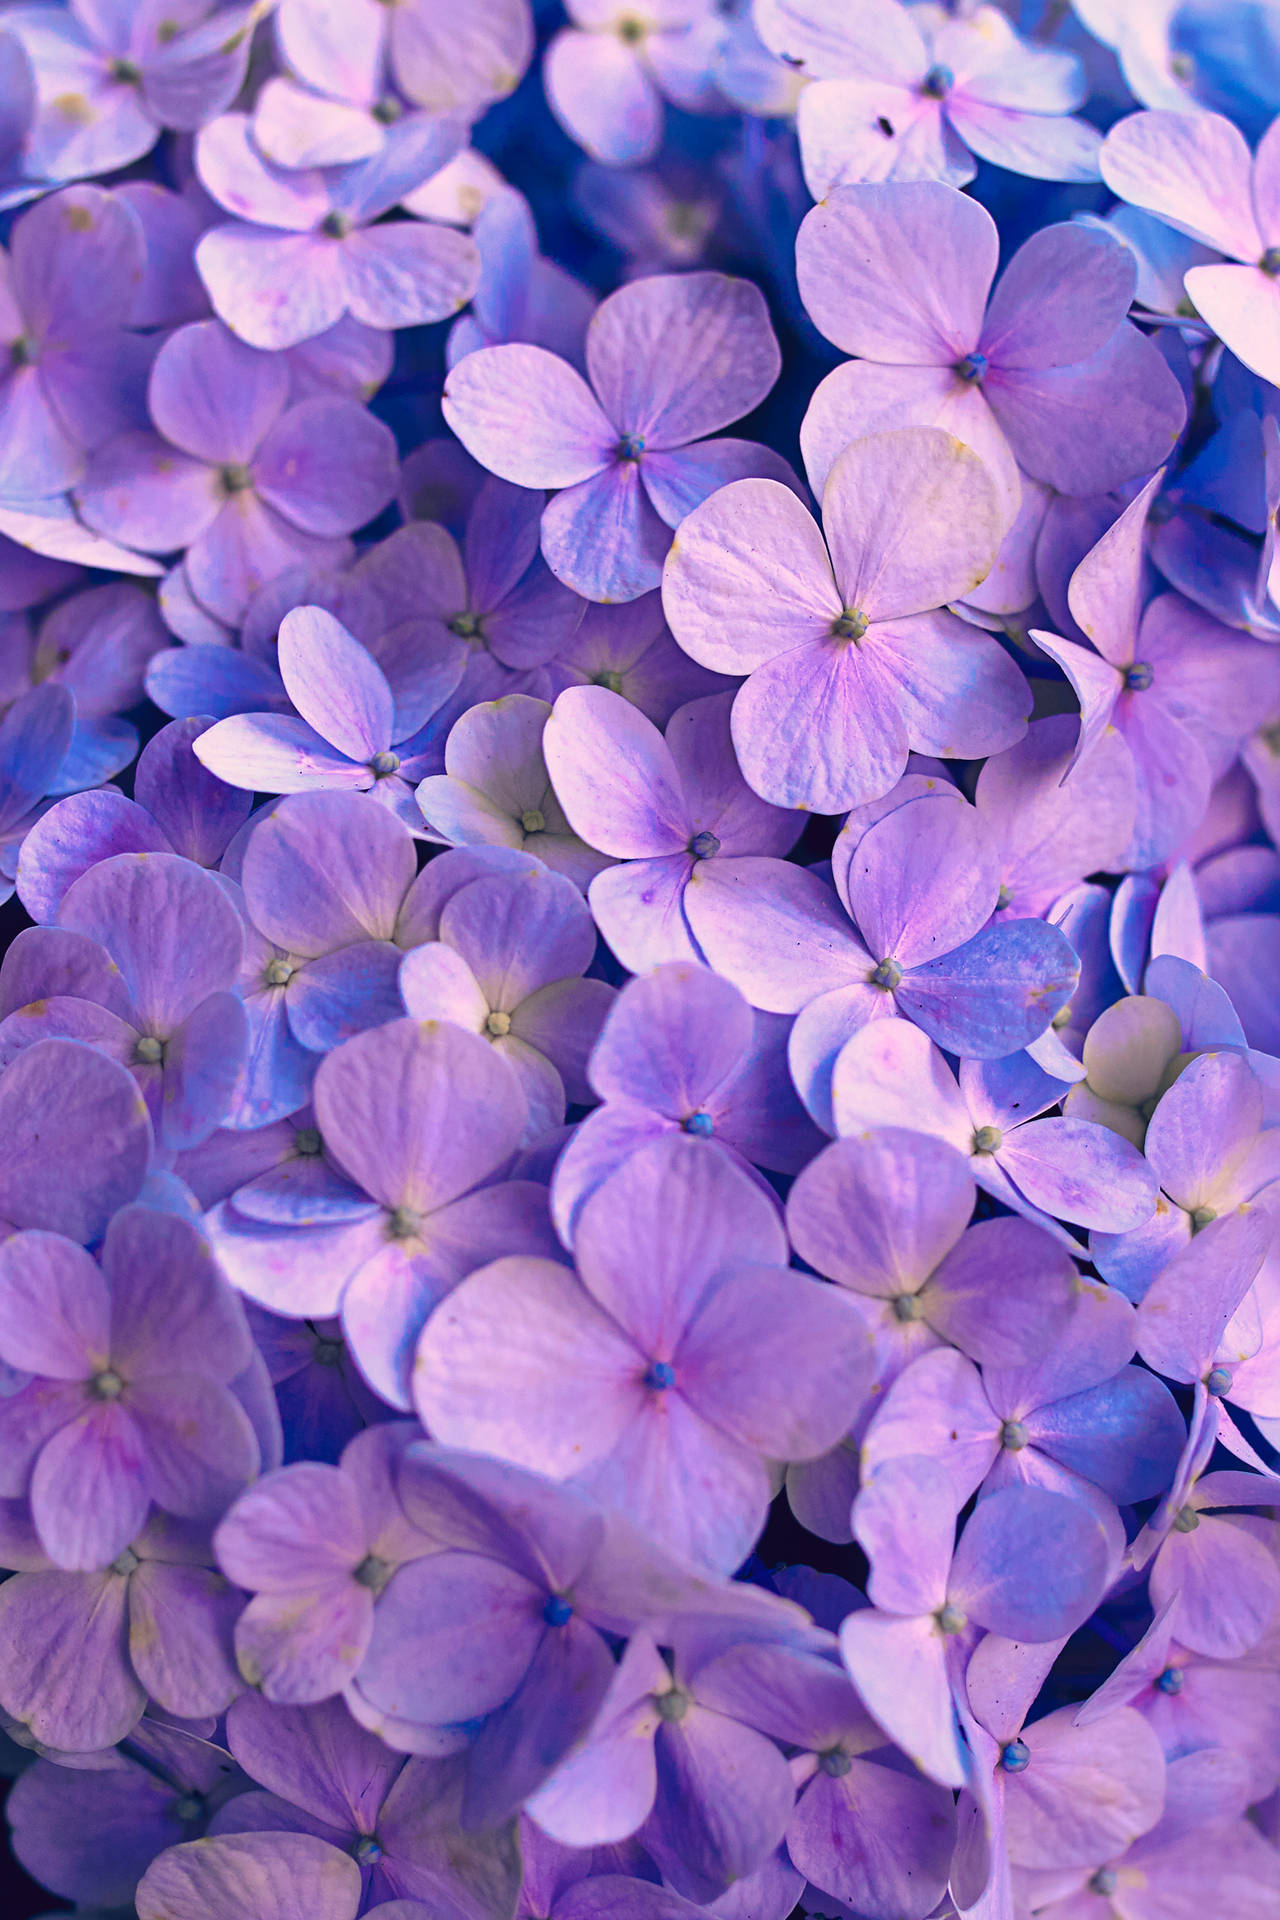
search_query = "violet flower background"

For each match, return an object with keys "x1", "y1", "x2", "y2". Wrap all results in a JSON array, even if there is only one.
[{"x1": 0, "y1": 3, "x2": 1279, "y2": 1919}]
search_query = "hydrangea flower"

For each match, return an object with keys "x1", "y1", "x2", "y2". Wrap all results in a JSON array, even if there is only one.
[
  {"x1": 207, "y1": 1015, "x2": 559, "y2": 1407},
  {"x1": 76, "y1": 320, "x2": 398, "y2": 625},
  {"x1": 5, "y1": 1, "x2": 266, "y2": 179},
  {"x1": 0, "y1": 1205, "x2": 259, "y2": 1569},
  {"x1": 0, "y1": 850, "x2": 248, "y2": 1150},
  {"x1": 794, "y1": 182, "x2": 1186, "y2": 526},
  {"x1": 662, "y1": 428, "x2": 1028, "y2": 811},
  {"x1": 399, "y1": 862, "x2": 614, "y2": 1139},
  {"x1": 442, "y1": 271, "x2": 788, "y2": 601},
  {"x1": 755, "y1": 0, "x2": 1103, "y2": 196},
  {"x1": 0, "y1": 184, "x2": 146, "y2": 500},
  {"x1": 415, "y1": 1134, "x2": 872, "y2": 1571},
  {"x1": 549, "y1": 962, "x2": 820, "y2": 1243},
  {"x1": 544, "y1": 687, "x2": 804, "y2": 969},
  {"x1": 274, "y1": 0, "x2": 535, "y2": 122},
  {"x1": 0, "y1": 682, "x2": 74, "y2": 904},
  {"x1": 1101, "y1": 108, "x2": 1280, "y2": 388},
  {"x1": 544, "y1": 1, "x2": 722, "y2": 168},
  {"x1": 417, "y1": 694, "x2": 614, "y2": 889},
  {"x1": 192, "y1": 113, "x2": 481, "y2": 350}
]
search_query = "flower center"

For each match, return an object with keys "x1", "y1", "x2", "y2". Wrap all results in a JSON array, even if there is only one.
[
  {"x1": 971, "y1": 1125, "x2": 1003, "y2": 1154},
  {"x1": 110, "y1": 1547, "x2": 140, "y2": 1576},
  {"x1": 543, "y1": 1593, "x2": 574, "y2": 1626},
  {"x1": 321, "y1": 210, "x2": 352, "y2": 238},
  {"x1": 995, "y1": 882, "x2": 1013, "y2": 910},
  {"x1": 110, "y1": 57, "x2": 143, "y2": 84},
  {"x1": 1172, "y1": 1504, "x2": 1200, "y2": 1533},
  {"x1": 689, "y1": 830, "x2": 720, "y2": 860},
  {"x1": 1000, "y1": 1419, "x2": 1029, "y2": 1451},
  {"x1": 368, "y1": 750, "x2": 400, "y2": 778},
  {"x1": 295, "y1": 1128, "x2": 323, "y2": 1156},
  {"x1": 173, "y1": 1792, "x2": 205, "y2": 1821},
  {"x1": 372, "y1": 96, "x2": 402, "y2": 124},
  {"x1": 10, "y1": 335, "x2": 36, "y2": 368},
  {"x1": 593, "y1": 669, "x2": 624, "y2": 693},
  {"x1": 955, "y1": 351, "x2": 988, "y2": 383},
  {"x1": 892, "y1": 1292, "x2": 923, "y2": 1322},
  {"x1": 353, "y1": 1835, "x2": 383, "y2": 1864},
  {"x1": 264, "y1": 958, "x2": 294, "y2": 988},
  {"x1": 654, "y1": 1685, "x2": 689, "y2": 1721},
  {"x1": 387, "y1": 1206, "x2": 420, "y2": 1240},
  {"x1": 819, "y1": 1748, "x2": 852, "y2": 1776},
  {"x1": 520, "y1": 809, "x2": 545, "y2": 834},
  {"x1": 646, "y1": 1360, "x2": 676, "y2": 1390},
  {"x1": 1204, "y1": 1365, "x2": 1232, "y2": 1396},
  {"x1": 1261, "y1": 247, "x2": 1280, "y2": 276},
  {"x1": 1125, "y1": 661, "x2": 1154, "y2": 692},
  {"x1": 1088, "y1": 1869, "x2": 1118, "y2": 1896},
  {"x1": 870, "y1": 957, "x2": 902, "y2": 991},
  {"x1": 1156, "y1": 1664, "x2": 1184, "y2": 1695},
  {"x1": 682, "y1": 1110, "x2": 714, "y2": 1137},
  {"x1": 935, "y1": 1603, "x2": 967, "y2": 1635},
  {"x1": 617, "y1": 16, "x2": 646, "y2": 44},
  {"x1": 921, "y1": 63, "x2": 954, "y2": 96},
  {"x1": 313, "y1": 1336, "x2": 344, "y2": 1367},
  {"x1": 831, "y1": 608, "x2": 869, "y2": 642},
  {"x1": 448, "y1": 611, "x2": 483, "y2": 639},
  {"x1": 220, "y1": 463, "x2": 253, "y2": 495},
  {"x1": 1191, "y1": 1205, "x2": 1218, "y2": 1231},
  {"x1": 485, "y1": 1010, "x2": 512, "y2": 1037},
  {"x1": 1000, "y1": 1738, "x2": 1030, "y2": 1772},
  {"x1": 91, "y1": 1368, "x2": 125, "y2": 1400},
  {"x1": 134, "y1": 1035, "x2": 164, "y2": 1065},
  {"x1": 616, "y1": 433, "x2": 646, "y2": 461},
  {"x1": 353, "y1": 1553, "x2": 391, "y2": 1591}
]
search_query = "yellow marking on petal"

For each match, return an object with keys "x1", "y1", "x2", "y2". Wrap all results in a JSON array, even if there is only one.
[
  {"x1": 64, "y1": 204, "x2": 93, "y2": 232},
  {"x1": 52, "y1": 92, "x2": 94, "y2": 125}
]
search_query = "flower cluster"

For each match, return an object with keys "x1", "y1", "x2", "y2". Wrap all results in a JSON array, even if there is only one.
[{"x1": 0, "y1": 2, "x2": 1279, "y2": 1919}]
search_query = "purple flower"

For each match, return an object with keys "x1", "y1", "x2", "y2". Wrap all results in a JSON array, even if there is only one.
[
  {"x1": 417, "y1": 694, "x2": 615, "y2": 890},
  {"x1": 354, "y1": 1443, "x2": 812, "y2": 1830},
  {"x1": 213, "y1": 1424, "x2": 435, "y2": 1707},
  {"x1": 400, "y1": 862, "x2": 614, "y2": 1140},
  {"x1": 243, "y1": 1300, "x2": 389, "y2": 1466},
  {"x1": 8, "y1": 1721, "x2": 245, "y2": 1908},
  {"x1": 974, "y1": 714, "x2": 1137, "y2": 920},
  {"x1": 0, "y1": 1035, "x2": 153, "y2": 1243},
  {"x1": 795, "y1": 182, "x2": 1186, "y2": 526},
  {"x1": 831, "y1": 1022, "x2": 1159, "y2": 1244},
  {"x1": 661, "y1": 428, "x2": 1027, "y2": 812},
  {"x1": 544, "y1": 1, "x2": 722, "y2": 168},
  {"x1": 549, "y1": 962, "x2": 821, "y2": 1244},
  {"x1": 442, "y1": 271, "x2": 787, "y2": 602},
  {"x1": 16, "y1": 714, "x2": 254, "y2": 924},
  {"x1": 756, "y1": 0, "x2": 1102, "y2": 195},
  {"x1": 0, "y1": 1205, "x2": 258, "y2": 1569},
  {"x1": 841, "y1": 1454, "x2": 1112, "y2": 1785},
  {"x1": 1032, "y1": 474, "x2": 1280, "y2": 871},
  {"x1": 0, "y1": 850, "x2": 249, "y2": 1150},
  {"x1": 209, "y1": 1692, "x2": 523, "y2": 1915},
  {"x1": 207, "y1": 1015, "x2": 559, "y2": 1407},
  {"x1": 75, "y1": 319, "x2": 399, "y2": 625},
  {"x1": 192, "y1": 113, "x2": 480, "y2": 351},
  {"x1": 0, "y1": 1510, "x2": 243, "y2": 1753},
  {"x1": 544, "y1": 687, "x2": 804, "y2": 971},
  {"x1": 959, "y1": 1632, "x2": 1166, "y2": 1886},
  {"x1": 541, "y1": 592, "x2": 730, "y2": 727},
  {"x1": 415, "y1": 1133, "x2": 872, "y2": 1572},
  {"x1": 386, "y1": 475, "x2": 587, "y2": 676},
  {"x1": 0, "y1": 184, "x2": 146, "y2": 500},
  {"x1": 275, "y1": 0, "x2": 535, "y2": 123},
  {"x1": 787, "y1": 1129, "x2": 1079, "y2": 1368},
  {"x1": 523, "y1": 1626, "x2": 807, "y2": 1902},
  {"x1": 6, "y1": 3, "x2": 264, "y2": 178},
  {"x1": 1101, "y1": 108, "x2": 1280, "y2": 388},
  {"x1": 1142, "y1": 1468, "x2": 1280, "y2": 1662},
  {"x1": 195, "y1": 605, "x2": 467, "y2": 829},
  {"x1": 447, "y1": 188, "x2": 597, "y2": 371},
  {"x1": 860, "y1": 1277, "x2": 1184, "y2": 1527},
  {"x1": 685, "y1": 788, "x2": 1078, "y2": 1132}
]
